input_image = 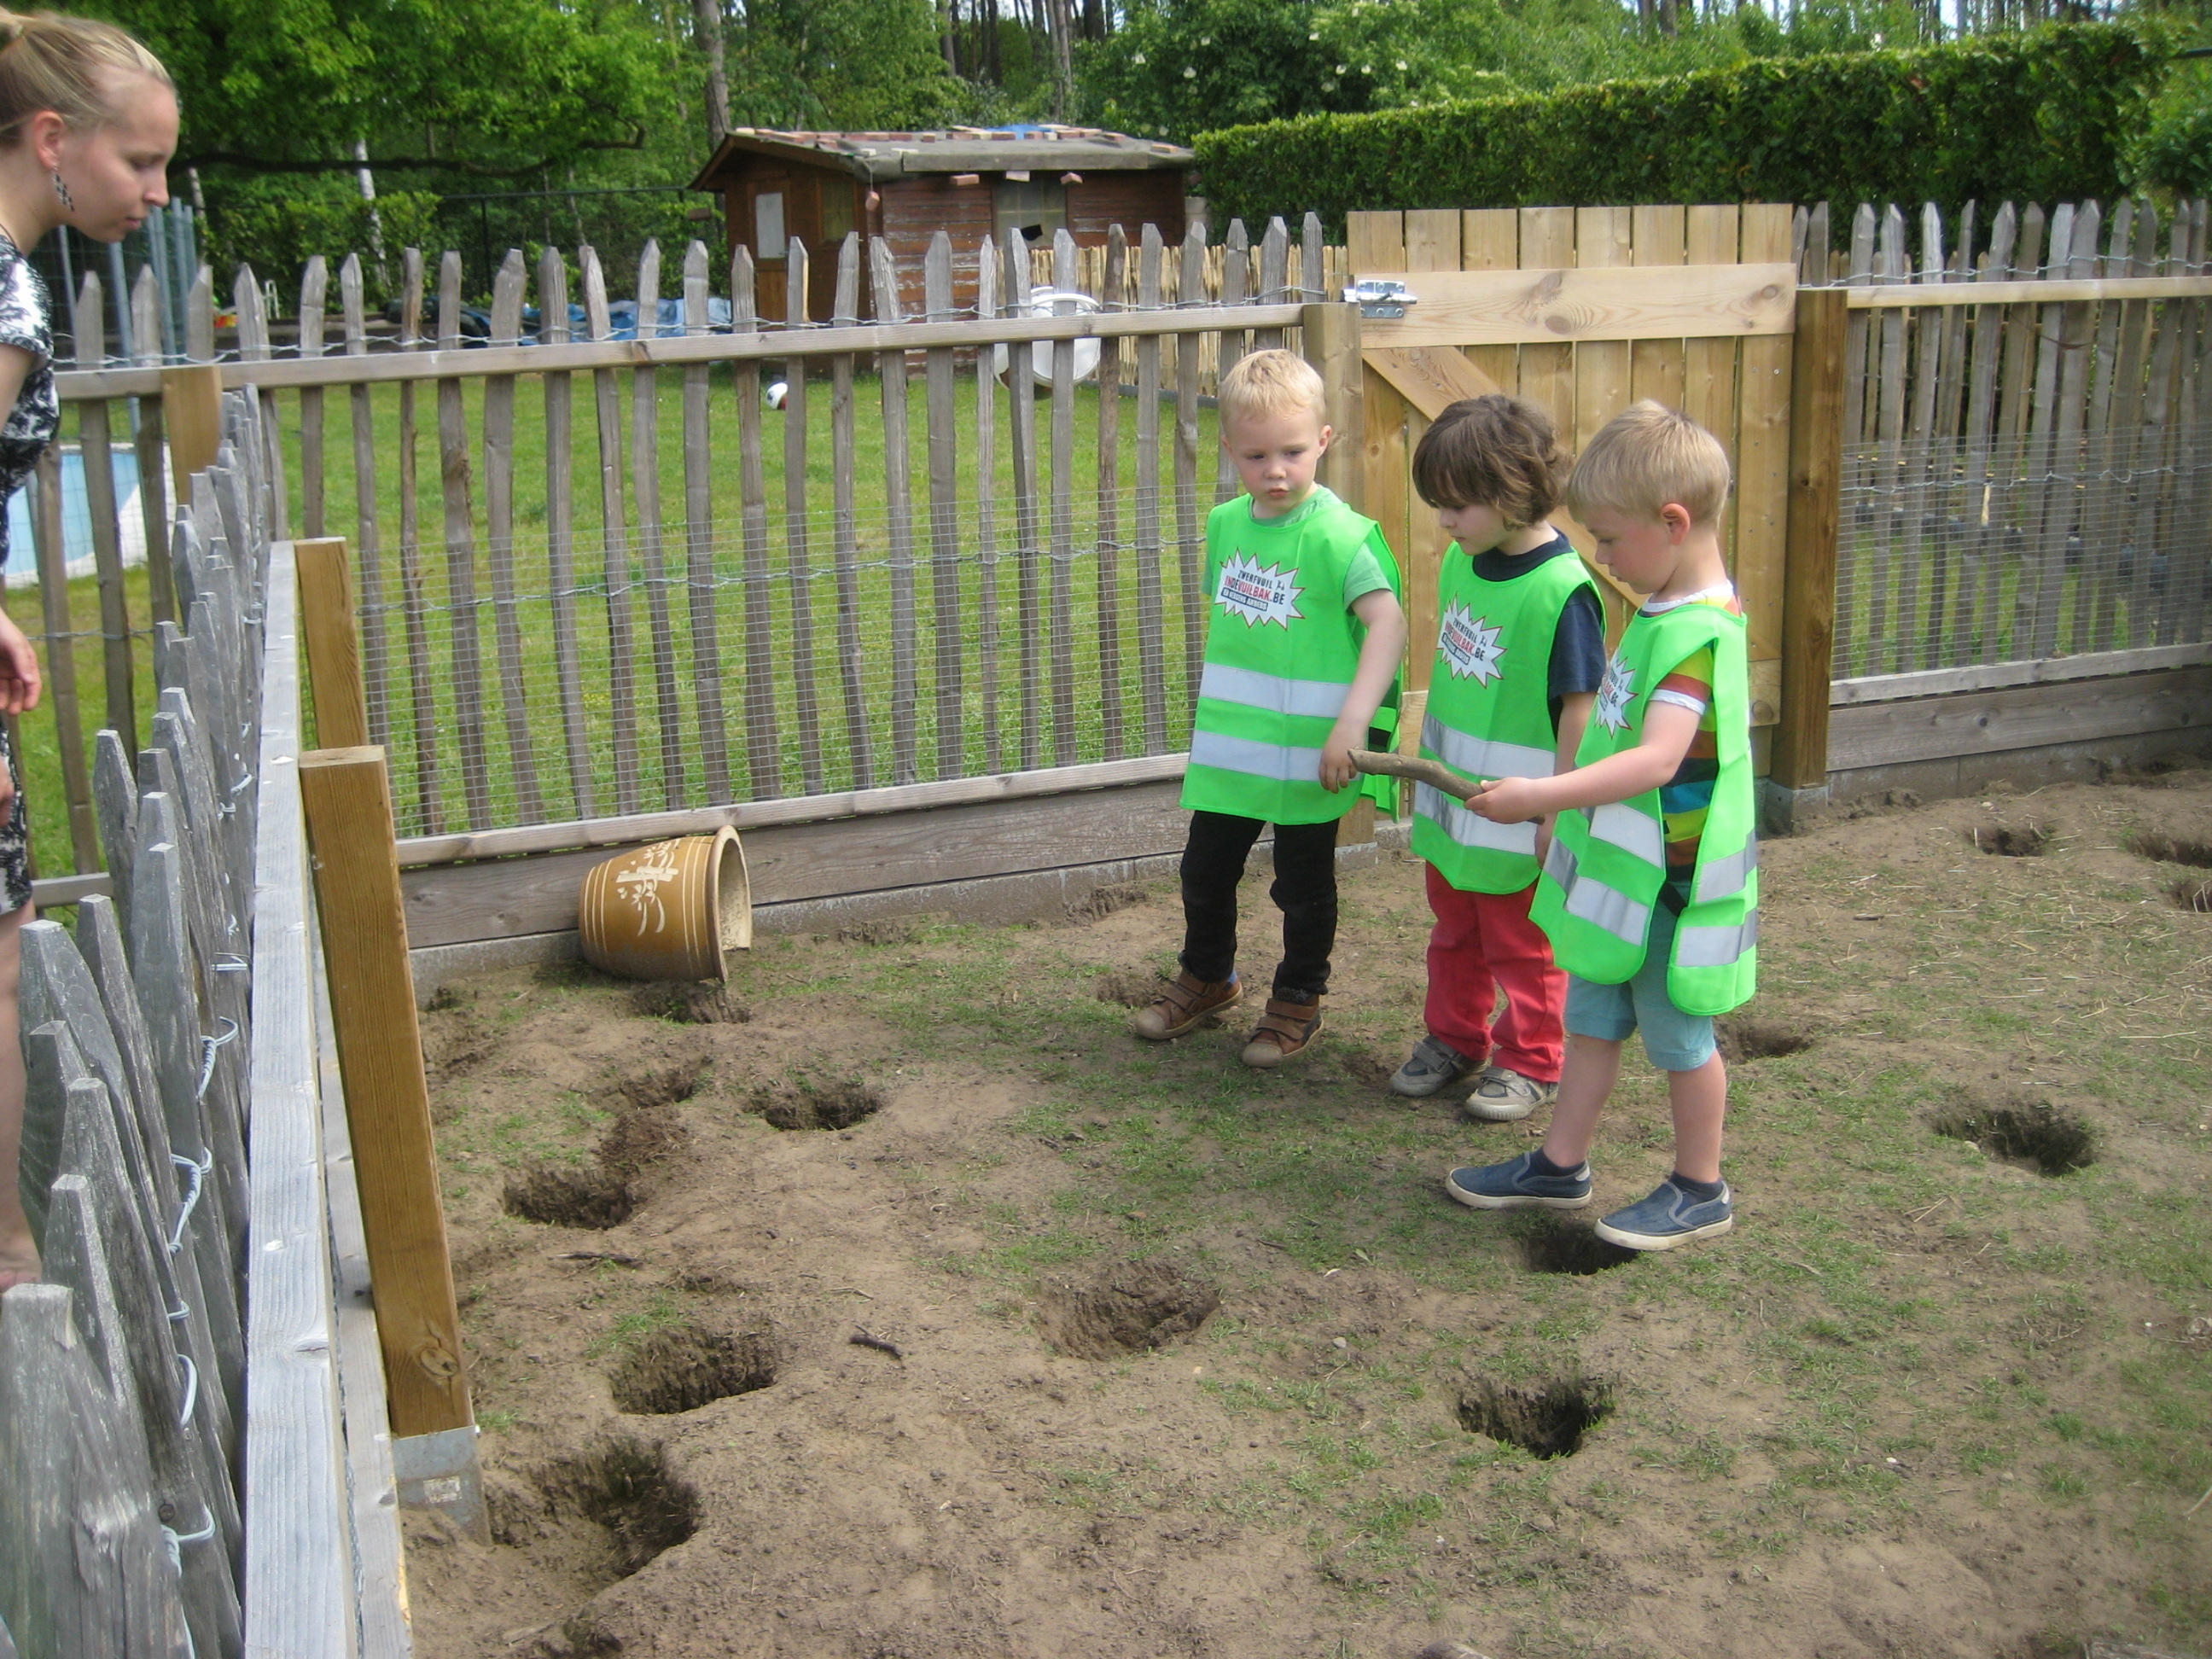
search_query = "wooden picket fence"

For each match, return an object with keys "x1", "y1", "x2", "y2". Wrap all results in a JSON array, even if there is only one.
[
  {"x1": 1796, "y1": 196, "x2": 2212, "y2": 690},
  {"x1": 0, "y1": 393, "x2": 403, "y2": 1658}
]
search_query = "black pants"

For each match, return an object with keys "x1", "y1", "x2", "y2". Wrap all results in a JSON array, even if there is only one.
[{"x1": 1178, "y1": 810, "x2": 1338, "y2": 1003}]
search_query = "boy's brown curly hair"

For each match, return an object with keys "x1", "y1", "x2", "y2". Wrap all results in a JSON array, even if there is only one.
[{"x1": 1411, "y1": 394, "x2": 1569, "y2": 527}]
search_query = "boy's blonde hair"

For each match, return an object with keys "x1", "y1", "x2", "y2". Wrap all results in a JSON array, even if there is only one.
[
  {"x1": 1565, "y1": 400, "x2": 1732, "y2": 526},
  {"x1": 1217, "y1": 348, "x2": 1326, "y2": 431},
  {"x1": 1412, "y1": 393, "x2": 1568, "y2": 525}
]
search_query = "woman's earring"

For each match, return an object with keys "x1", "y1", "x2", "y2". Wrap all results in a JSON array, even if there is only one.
[{"x1": 49, "y1": 170, "x2": 72, "y2": 213}]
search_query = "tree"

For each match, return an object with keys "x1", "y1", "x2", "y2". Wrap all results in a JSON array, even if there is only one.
[
  {"x1": 720, "y1": 0, "x2": 967, "y2": 131},
  {"x1": 77, "y1": 0, "x2": 668, "y2": 176}
]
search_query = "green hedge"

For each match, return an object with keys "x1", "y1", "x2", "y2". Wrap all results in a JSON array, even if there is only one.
[{"x1": 1195, "y1": 25, "x2": 2165, "y2": 233}]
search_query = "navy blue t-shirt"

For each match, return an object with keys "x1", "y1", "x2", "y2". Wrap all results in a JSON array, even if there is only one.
[{"x1": 1470, "y1": 530, "x2": 1608, "y2": 732}]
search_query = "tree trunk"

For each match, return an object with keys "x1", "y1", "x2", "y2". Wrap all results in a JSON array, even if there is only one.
[
  {"x1": 1081, "y1": 0, "x2": 1103, "y2": 43},
  {"x1": 1048, "y1": 0, "x2": 1074, "y2": 119},
  {"x1": 691, "y1": 0, "x2": 731, "y2": 147}
]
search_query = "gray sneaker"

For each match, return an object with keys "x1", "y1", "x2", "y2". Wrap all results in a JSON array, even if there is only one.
[
  {"x1": 1389, "y1": 1034, "x2": 1478, "y2": 1098},
  {"x1": 1460, "y1": 1065, "x2": 1559, "y2": 1123}
]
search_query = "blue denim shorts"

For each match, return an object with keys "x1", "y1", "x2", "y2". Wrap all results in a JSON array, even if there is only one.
[{"x1": 1563, "y1": 900, "x2": 1717, "y2": 1072}]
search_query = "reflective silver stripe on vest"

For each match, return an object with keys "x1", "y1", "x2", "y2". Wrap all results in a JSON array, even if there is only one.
[
  {"x1": 1675, "y1": 911, "x2": 1759, "y2": 968},
  {"x1": 1198, "y1": 661, "x2": 1348, "y2": 720},
  {"x1": 1563, "y1": 871, "x2": 1650, "y2": 945},
  {"x1": 1589, "y1": 800, "x2": 1667, "y2": 867},
  {"x1": 1415, "y1": 783, "x2": 1539, "y2": 855},
  {"x1": 1544, "y1": 834, "x2": 1577, "y2": 889},
  {"x1": 1422, "y1": 715, "x2": 1555, "y2": 782},
  {"x1": 1189, "y1": 729, "x2": 1325, "y2": 783},
  {"x1": 1693, "y1": 835, "x2": 1758, "y2": 905}
]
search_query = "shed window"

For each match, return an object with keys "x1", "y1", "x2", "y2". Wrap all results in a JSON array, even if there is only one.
[
  {"x1": 993, "y1": 178, "x2": 1066, "y2": 248},
  {"x1": 754, "y1": 191, "x2": 786, "y2": 260}
]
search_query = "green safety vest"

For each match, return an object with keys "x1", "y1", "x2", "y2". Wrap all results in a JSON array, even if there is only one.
[
  {"x1": 1412, "y1": 543, "x2": 1597, "y2": 894},
  {"x1": 1180, "y1": 486, "x2": 1403, "y2": 825},
  {"x1": 1530, "y1": 599, "x2": 1759, "y2": 1016}
]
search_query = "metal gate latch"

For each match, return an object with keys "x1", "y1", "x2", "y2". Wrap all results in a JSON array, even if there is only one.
[{"x1": 1344, "y1": 278, "x2": 1418, "y2": 319}]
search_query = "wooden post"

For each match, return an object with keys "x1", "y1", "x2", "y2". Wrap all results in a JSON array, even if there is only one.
[
  {"x1": 295, "y1": 538, "x2": 369, "y2": 750},
  {"x1": 1775, "y1": 286, "x2": 1848, "y2": 798},
  {"x1": 1302, "y1": 300, "x2": 1363, "y2": 510},
  {"x1": 160, "y1": 364, "x2": 224, "y2": 482},
  {"x1": 296, "y1": 745, "x2": 474, "y2": 1445}
]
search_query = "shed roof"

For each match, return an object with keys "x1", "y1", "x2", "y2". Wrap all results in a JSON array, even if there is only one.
[{"x1": 688, "y1": 125, "x2": 1194, "y2": 189}]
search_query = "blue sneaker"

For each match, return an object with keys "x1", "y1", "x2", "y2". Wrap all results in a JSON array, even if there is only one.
[
  {"x1": 1593, "y1": 1176, "x2": 1735, "y2": 1250},
  {"x1": 1444, "y1": 1151, "x2": 1592, "y2": 1211}
]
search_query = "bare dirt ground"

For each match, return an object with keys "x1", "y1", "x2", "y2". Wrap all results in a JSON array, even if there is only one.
[{"x1": 403, "y1": 769, "x2": 2212, "y2": 1659}]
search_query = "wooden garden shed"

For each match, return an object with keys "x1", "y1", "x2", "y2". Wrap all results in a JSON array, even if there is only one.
[{"x1": 688, "y1": 125, "x2": 1195, "y2": 322}]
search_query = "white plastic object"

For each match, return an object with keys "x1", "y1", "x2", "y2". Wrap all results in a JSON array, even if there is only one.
[
  {"x1": 765, "y1": 380, "x2": 789, "y2": 410},
  {"x1": 992, "y1": 288, "x2": 1103, "y2": 387}
]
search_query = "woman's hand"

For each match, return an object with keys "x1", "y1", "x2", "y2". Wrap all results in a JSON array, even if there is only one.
[{"x1": 0, "y1": 609, "x2": 40, "y2": 716}]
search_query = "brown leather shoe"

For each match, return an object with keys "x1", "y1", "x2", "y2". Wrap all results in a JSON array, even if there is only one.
[
  {"x1": 1132, "y1": 969, "x2": 1243, "y2": 1040},
  {"x1": 1241, "y1": 994, "x2": 1324, "y2": 1068}
]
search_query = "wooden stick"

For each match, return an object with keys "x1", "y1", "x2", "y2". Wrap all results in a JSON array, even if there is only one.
[
  {"x1": 339, "y1": 255, "x2": 389, "y2": 749},
  {"x1": 1776, "y1": 288, "x2": 1848, "y2": 790},
  {"x1": 30, "y1": 445, "x2": 98, "y2": 869},
  {"x1": 1348, "y1": 748, "x2": 1482, "y2": 800},
  {"x1": 1135, "y1": 224, "x2": 1166, "y2": 754},
  {"x1": 298, "y1": 254, "x2": 328, "y2": 538},
  {"x1": 1006, "y1": 232, "x2": 1044, "y2": 771},
  {"x1": 1048, "y1": 228, "x2": 1080, "y2": 765},
  {"x1": 297, "y1": 745, "x2": 473, "y2": 1438},
  {"x1": 1173, "y1": 222, "x2": 1208, "y2": 712}
]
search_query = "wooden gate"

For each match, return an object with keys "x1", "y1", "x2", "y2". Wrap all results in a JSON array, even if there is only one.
[{"x1": 1343, "y1": 205, "x2": 1807, "y2": 783}]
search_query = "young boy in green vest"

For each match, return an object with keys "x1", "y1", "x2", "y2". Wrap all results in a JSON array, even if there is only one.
[
  {"x1": 1132, "y1": 349, "x2": 1408, "y2": 1067},
  {"x1": 1393, "y1": 395, "x2": 1605, "y2": 1122},
  {"x1": 1446, "y1": 402, "x2": 1757, "y2": 1249}
]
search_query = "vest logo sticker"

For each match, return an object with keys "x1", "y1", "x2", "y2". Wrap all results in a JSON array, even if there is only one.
[
  {"x1": 1438, "y1": 602, "x2": 1505, "y2": 684},
  {"x1": 1595, "y1": 649, "x2": 1636, "y2": 732},
  {"x1": 1214, "y1": 552, "x2": 1305, "y2": 628}
]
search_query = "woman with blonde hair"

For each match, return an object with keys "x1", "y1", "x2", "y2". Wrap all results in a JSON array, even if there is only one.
[{"x1": 0, "y1": 8, "x2": 177, "y2": 1289}]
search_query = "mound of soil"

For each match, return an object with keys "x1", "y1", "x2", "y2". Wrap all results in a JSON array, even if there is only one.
[
  {"x1": 630, "y1": 983, "x2": 751, "y2": 1024},
  {"x1": 1035, "y1": 1260, "x2": 1220, "y2": 1359}
]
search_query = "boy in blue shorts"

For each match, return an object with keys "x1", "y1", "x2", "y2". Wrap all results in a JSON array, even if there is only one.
[{"x1": 1446, "y1": 402, "x2": 1757, "y2": 1250}]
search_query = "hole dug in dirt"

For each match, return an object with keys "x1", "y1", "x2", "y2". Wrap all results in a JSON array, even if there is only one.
[
  {"x1": 511, "y1": 1435, "x2": 698, "y2": 1580},
  {"x1": 1717, "y1": 1016, "x2": 1815, "y2": 1061},
  {"x1": 503, "y1": 1167, "x2": 635, "y2": 1230},
  {"x1": 1457, "y1": 1374, "x2": 1615, "y2": 1459},
  {"x1": 2128, "y1": 833, "x2": 2212, "y2": 869},
  {"x1": 608, "y1": 1324, "x2": 777, "y2": 1415},
  {"x1": 1970, "y1": 823, "x2": 2049, "y2": 857},
  {"x1": 1930, "y1": 1091, "x2": 2097, "y2": 1177},
  {"x1": 2170, "y1": 878, "x2": 2212, "y2": 914},
  {"x1": 1515, "y1": 1216, "x2": 1639, "y2": 1277},
  {"x1": 630, "y1": 983, "x2": 750, "y2": 1024},
  {"x1": 613, "y1": 1057, "x2": 710, "y2": 1111},
  {"x1": 1094, "y1": 971, "x2": 1161, "y2": 1009},
  {"x1": 1035, "y1": 1260, "x2": 1221, "y2": 1359},
  {"x1": 746, "y1": 1076, "x2": 884, "y2": 1132}
]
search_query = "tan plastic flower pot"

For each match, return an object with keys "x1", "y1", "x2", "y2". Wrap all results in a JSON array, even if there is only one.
[{"x1": 577, "y1": 827, "x2": 752, "y2": 981}]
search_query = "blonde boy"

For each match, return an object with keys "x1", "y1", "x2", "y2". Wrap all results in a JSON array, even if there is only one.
[
  {"x1": 1132, "y1": 351, "x2": 1408, "y2": 1067},
  {"x1": 1446, "y1": 403, "x2": 1756, "y2": 1249}
]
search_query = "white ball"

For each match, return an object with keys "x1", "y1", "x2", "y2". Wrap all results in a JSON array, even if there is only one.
[{"x1": 765, "y1": 381, "x2": 789, "y2": 410}]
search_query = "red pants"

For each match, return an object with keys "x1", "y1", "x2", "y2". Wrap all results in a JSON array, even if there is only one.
[{"x1": 1423, "y1": 862, "x2": 1566, "y2": 1084}]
